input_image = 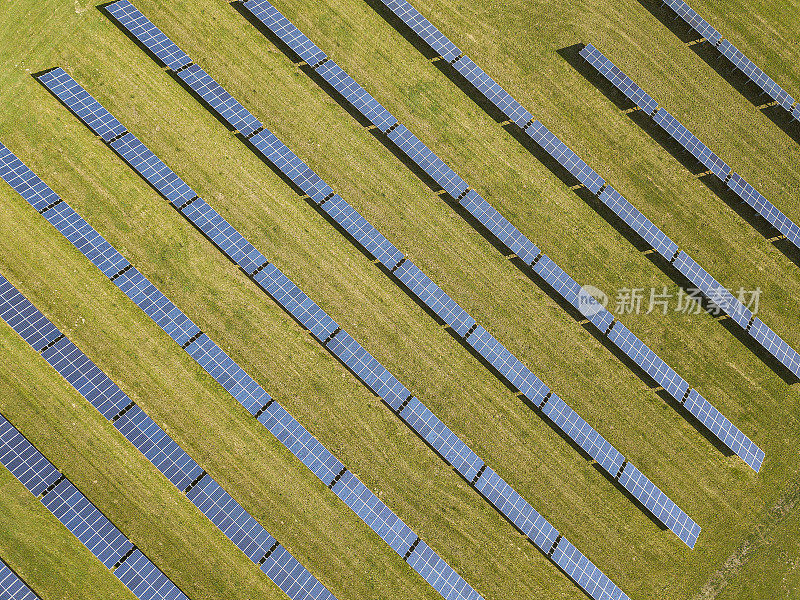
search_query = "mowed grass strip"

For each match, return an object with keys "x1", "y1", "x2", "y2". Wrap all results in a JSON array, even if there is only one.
[{"x1": 0, "y1": 0, "x2": 797, "y2": 599}]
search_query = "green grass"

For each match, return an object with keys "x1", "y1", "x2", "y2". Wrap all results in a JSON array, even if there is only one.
[{"x1": 0, "y1": 0, "x2": 798, "y2": 598}]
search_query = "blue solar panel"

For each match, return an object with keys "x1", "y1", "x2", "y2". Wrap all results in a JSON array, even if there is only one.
[
  {"x1": 380, "y1": 0, "x2": 462, "y2": 62},
  {"x1": 550, "y1": 538, "x2": 630, "y2": 600},
  {"x1": 464, "y1": 326, "x2": 550, "y2": 406},
  {"x1": 252, "y1": 263, "x2": 341, "y2": 342},
  {"x1": 661, "y1": 0, "x2": 721, "y2": 45},
  {"x1": 472, "y1": 466, "x2": 560, "y2": 551},
  {"x1": 651, "y1": 108, "x2": 730, "y2": 180},
  {"x1": 717, "y1": 40, "x2": 796, "y2": 111},
  {"x1": 579, "y1": 45, "x2": 658, "y2": 116},
  {"x1": 318, "y1": 194, "x2": 405, "y2": 271},
  {"x1": 114, "y1": 405, "x2": 205, "y2": 490},
  {"x1": 450, "y1": 56, "x2": 534, "y2": 128},
  {"x1": 36, "y1": 68, "x2": 128, "y2": 142},
  {"x1": 105, "y1": 1, "x2": 192, "y2": 71},
  {"x1": 114, "y1": 549, "x2": 188, "y2": 600},
  {"x1": 596, "y1": 186, "x2": 679, "y2": 261},
  {"x1": 0, "y1": 275, "x2": 63, "y2": 353},
  {"x1": 386, "y1": 124, "x2": 469, "y2": 198},
  {"x1": 405, "y1": 538, "x2": 482, "y2": 600},
  {"x1": 525, "y1": 121, "x2": 605, "y2": 193},
  {"x1": 393, "y1": 261, "x2": 475, "y2": 337},
  {"x1": 186, "y1": 476, "x2": 277, "y2": 562},
  {"x1": 110, "y1": 133, "x2": 197, "y2": 208},
  {"x1": 398, "y1": 397, "x2": 485, "y2": 483},
  {"x1": 260, "y1": 544, "x2": 336, "y2": 600},
  {"x1": 793, "y1": 104, "x2": 800, "y2": 122},
  {"x1": 325, "y1": 330, "x2": 412, "y2": 411},
  {"x1": 41, "y1": 336, "x2": 133, "y2": 420},
  {"x1": 0, "y1": 558, "x2": 40, "y2": 600},
  {"x1": 331, "y1": 470, "x2": 418, "y2": 556},
  {"x1": 0, "y1": 143, "x2": 61, "y2": 213},
  {"x1": 41, "y1": 478, "x2": 134, "y2": 569},
  {"x1": 458, "y1": 190, "x2": 541, "y2": 265},
  {"x1": 240, "y1": 0, "x2": 327, "y2": 67},
  {"x1": 0, "y1": 414, "x2": 62, "y2": 497},
  {"x1": 748, "y1": 318, "x2": 800, "y2": 379},
  {"x1": 175, "y1": 64, "x2": 262, "y2": 137},
  {"x1": 313, "y1": 59, "x2": 399, "y2": 132},
  {"x1": 725, "y1": 173, "x2": 800, "y2": 250}
]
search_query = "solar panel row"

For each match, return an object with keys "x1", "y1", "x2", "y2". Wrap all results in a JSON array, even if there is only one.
[
  {"x1": 0, "y1": 273, "x2": 338, "y2": 600},
  {"x1": 577, "y1": 45, "x2": 800, "y2": 382},
  {"x1": 234, "y1": 0, "x2": 702, "y2": 546},
  {"x1": 659, "y1": 0, "x2": 798, "y2": 118},
  {"x1": 0, "y1": 412, "x2": 189, "y2": 600},
  {"x1": 30, "y1": 66, "x2": 483, "y2": 600},
  {"x1": 100, "y1": 6, "x2": 635, "y2": 597},
  {"x1": 0, "y1": 557, "x2": 40, "y2": 600}
]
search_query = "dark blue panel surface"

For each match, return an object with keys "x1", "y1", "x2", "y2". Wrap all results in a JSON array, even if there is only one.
[
  {"x1": 0, "y1": 414, "x2": 62, "y2": 497},
  {"x1": 0, "y1": 558, "x2": 41, "y2": 600},
  {"x1": 0, "y1": 275, "x2": 63, "y2": 353},
  {"x1": 525, "y1": 121, "x2": 605, "y2": 193},
  {"x1": 114, "y1": 549, "x2": 188, "y2": 600},
  {"x1": 241, "y1": 0, "x2": 327, "y2": 67}
]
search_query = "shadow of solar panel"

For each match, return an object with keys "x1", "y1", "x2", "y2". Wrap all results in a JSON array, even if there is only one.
[
  {"x1": 406, "y1": 539, "x2": 482, "y2": 600},
  {"x1": 114, "y1": 549, "x2": 188, "y2": 600},
  {"x1": 525, "y1": 121, "x2": 605, "y2": 193},
  {"x1": 0, "y1": 143, "x2": 62, "y2": 213},
  {"x1": 0, "y1": 558, "x2": 41, "y2": 600},
  {"x1": 606, "y1": 322, "x2": 690, "y2": 400},
  {"x1": 597, "y1": 186, "x2": 679, "y2": 261},
  {"x1": 186, "y1": 476, "x2": 277, "y2": 562},
  {"x1": 260, "y1": 544, "x2": 336, "y2": 600},
  {"x1": 313, "y1": 59, "x2": 398, "y2": 132},
  {"x1": 539, "y1": 393, "x2": 626, "y2": 476},
  {"x1": 458, "y1": 190, "x2": 541, "y2": 265},
  {"x1": 0, "y1": 415, "x2": 62, "y2": 497},
  {"x1": 319, "y1": 194, "x2": 405, "y2": 271},
  {"x1": 398, "y1": 397, "x2": 484, "y2": 482},
  {"x1": 331, "y1": 471, "x2": 418, "y2": 556},
  {"x1": 251, "y1": 264, "x2": 340, "y2": 341},
  {"x1": 41, "y1": 336, "x2": 132, "y2": 419},
  {"x1": 105, "y1": 0, "x2": 192, "y2": 71},
  {"x1": 618, "y1": 462, "x2": 700, "y2": 548},
  {"x1": 463, "y1": 326, "x2": 550, "y2": 406},
  {"x1": 450, "y1": 56, "x2": 534, "y2": 128},
  {"x1": 242, "y1": 0, "x2": 327, "y2": 67},
  {"x1": 472, "y1": 466, "x2": 559, "y2": 551},
  {"x1": 175, "y1": 64, "x2": 262, "y2": 137},
  {"x1": 392, "y1": 261, "x2": 475, "y2": 337},
  {"x1": 386, "y1": 124, "x2": 468, "y2": 198},
  {"x1": 380, "y1": 0, "x2": 461, "y2": 62},
  {"x1": 325, "y1": 330, "x2": 411, "y2": 410},
  {"x1": 113, "y1": 405, "x2": 205, "y2": 490},
  {"x1": 579, "y1": 45, "x2": 658, "y2": 116},
  {"x1": 37, "y1": 68, "x2": 127, "y2": 142},
  {"x1": 110, "y1": 134, "x2": 197, "y2": 207},
  {"x1": 42, "y1": 478, "x2": 134, "y2": 568},
  {"x1": 651, "y1": 109, "x2": 731, "y2": 179},
  {"x1": 0, "y1": 276, "x2": 63, "y2": 353},
  {"x1": 112, "y1": 267, "x2": 201, "y2": 348},
  {"x1": 183, "y1": 334, "x2": 272, "y2": 415},
  {"x1": 550, "y1": 538, "x2": 629, "y2": 600},
  {"x1": 748, "y1": 318, "x2": 800, "y2": 378}
]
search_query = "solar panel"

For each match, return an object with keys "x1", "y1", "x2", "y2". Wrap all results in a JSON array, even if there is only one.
[
  {"x1": 0, "y1": 558, "x2": 40, "y2": 600},
  {"x1": 525, "y1": 121, "x2": 605, "y2": 193},
  {"x1": 661, "y1": 0, "x2": 722, "y2": 45},
  {"x1": 792, "y1": 103, "x2": 800, "y2": 122},
  {"x1": 450, "y1": 56, "x2": 534, "y2": 128},
  {"x1": 597, "y1": 186, "x2": 679, "y2": 261},
  {"x1": 241, "y1": 0, "x2": 327, "y2": 67},
  {"x1": 716, "y1": 40, "x2": 796, "y2": 111},
  {"x1": 0, "y1": 143, "x2": 61, "y2": 213},
  {"x1": 0, "y1": 414, "x2": 62, "y2": 497},
  {"x1": 550, "y1": 538, "x2": 630, "y2": 600},
  {"x1": 313, "y1": 59, "x2": 399, "y2": 132},
  {"x1": 748, "y1": 318, "x2": 800, "y2": 379},
  {"x1": 725, "y1": 173, "x2": 800, "y2": 250},
  {"x1": 36, "y1": 68, "x2": 128, "y2": 142},
  {"x1": 104, "y1": 0, "x2": 192, "y2": 71},
  {"x1": 175, "y1": 64, "x2": 262, "y2": 137},
  {"x1": 578, "y1": 45, "x2": 658, "y2": 116},
  {"x1": 114, "y1": 549, "x2": 188, "y2": 600},
  {"x1": 651, "y1": 108, "x2": 730, "y2": 180},
  {"x1": 260, "y1": 544, "x2": 336, "y2": 600},
  {"x1": 0, "y1": 275, "x2": 63, "y2": 353},
  {"x1": 392, "y1": 261, "x2": 476, "y2": 337},
  {"x1": 405, "y1": 538, "x2": 483, "y2": 600},
  {"x1": 379, "y1": 0, "x2": 462, "y2": 62},
  {"x1": 41, "y1": 478, "x2": 135, "y2": 569}
]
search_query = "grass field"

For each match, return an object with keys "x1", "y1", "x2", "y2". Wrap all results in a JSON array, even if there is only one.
[{"x1": 0, "y1": 0, "x2": 798, "y2": 598}]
